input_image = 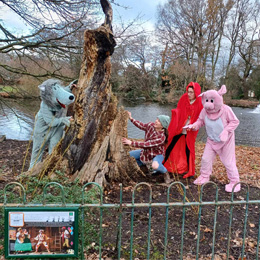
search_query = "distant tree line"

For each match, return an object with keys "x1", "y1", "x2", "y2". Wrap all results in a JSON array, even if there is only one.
[
  {"x1": 0, "y1": 0, "x2": 100, "y2": 95},
  {"x1": 0, "y1": 0, "x2": 259, "y2": 100},
  {"x1": 111, "y1": 0, "x2": 260, "y2": 101}
]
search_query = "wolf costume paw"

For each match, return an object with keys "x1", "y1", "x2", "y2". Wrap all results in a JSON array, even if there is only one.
[{"x1": 62, "y1": 117, "x2": 72, "y2": 127}]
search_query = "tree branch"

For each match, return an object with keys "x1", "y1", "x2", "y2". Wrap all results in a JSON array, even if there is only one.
[{"x1": 101, "y1": 0, "x2": 113, "y2": 30}]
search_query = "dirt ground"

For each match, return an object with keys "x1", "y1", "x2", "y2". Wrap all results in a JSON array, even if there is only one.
[
  {"x1": 0, "y1": 139, "x2": 260, "y2": 259},
  {"x1": 1, "y1": 139, "x2": 259, "y2": 188}
]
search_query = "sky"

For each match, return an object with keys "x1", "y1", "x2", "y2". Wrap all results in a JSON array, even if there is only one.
[
  {"x1": 0, "y1": 1, "x2": 168, "y2": 35},
  {"x1": 0, "y1": 5, "x2": 30, "y2": 35},
  {"x1": 113, "y1": 0, "x2": 168, "y2": 31}
]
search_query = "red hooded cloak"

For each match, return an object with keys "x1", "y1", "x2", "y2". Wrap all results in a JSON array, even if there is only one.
[{"x1": 163, "y1": 82, "x2": 203, "y2": 178}]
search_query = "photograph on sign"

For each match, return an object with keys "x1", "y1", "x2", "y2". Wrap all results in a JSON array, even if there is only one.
[{"x1": 5, "y1": 209, "x2": 78, "y2": 258}]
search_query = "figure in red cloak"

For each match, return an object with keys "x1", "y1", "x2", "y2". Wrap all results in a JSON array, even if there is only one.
[{"x1": 163, "y1": 82, "x2": 203, "y2": 178}]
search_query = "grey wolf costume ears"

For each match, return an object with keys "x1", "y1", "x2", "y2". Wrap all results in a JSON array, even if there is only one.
[
  {"x1": 198, "y1": 85, "x2": 227, "y2": 97},
  {"x1": 38, "y1": 79, "x2": 78, "y2": 92},
  {"x1": 70, "y1": 79, "x2": 78, "y2": 85},
  {"x1": 38, "y1": 79, "x2": 61, "y2": 92},
  {"x1": 38, "y1": 85, "x2": 45, "y2": 91}
]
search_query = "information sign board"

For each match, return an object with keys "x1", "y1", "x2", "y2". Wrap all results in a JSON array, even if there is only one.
[{"x1": 5, "y1": 207, "x2": 79, "y2": 258}]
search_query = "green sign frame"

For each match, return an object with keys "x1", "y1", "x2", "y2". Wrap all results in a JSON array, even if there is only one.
[{"x1": 4, "y1": 207, "x2": 79, "y2": 258}]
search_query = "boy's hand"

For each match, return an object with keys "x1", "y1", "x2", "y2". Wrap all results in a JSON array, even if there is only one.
[
  {"x1": 122, "y1": 137, "x2": 132, "y2": 145},
  {"x1": 126, "y1": 111, "x2": 132, "y2": 120}
]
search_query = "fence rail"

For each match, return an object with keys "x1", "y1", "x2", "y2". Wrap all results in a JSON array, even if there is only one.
[{"x1": 1, "y1": 181, "x2": 260, "y2": 260}]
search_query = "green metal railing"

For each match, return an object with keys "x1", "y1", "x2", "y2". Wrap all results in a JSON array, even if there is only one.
[{"x1": 1, "y1": 181, "x2": 260, "y2": 259}]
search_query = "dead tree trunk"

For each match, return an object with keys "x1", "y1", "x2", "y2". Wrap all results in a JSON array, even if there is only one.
[{"x1": 27, "y1": 0, "x2": 144, "y2": 186}]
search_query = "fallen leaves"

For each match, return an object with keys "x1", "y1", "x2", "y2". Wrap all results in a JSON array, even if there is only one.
[
  {"x1": 183, "y1": 252, "x2": 232, "y2": 260},
  {"x1": 189, "y1": 231, "x2": 198, "y2": 239},
  {"x1": 204, "y1": 227, "x2": 213, "y2": 233},
  {"x1": 249, "y1": 222, "x2": 255, "y2": 228},
  {"x1": 230, "y1": 229, "x2": 258, "y2": 255}
]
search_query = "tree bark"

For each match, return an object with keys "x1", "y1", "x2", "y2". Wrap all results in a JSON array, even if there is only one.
[{"x1": 26, "y1": 0, "x2": 144, "y2": 186}]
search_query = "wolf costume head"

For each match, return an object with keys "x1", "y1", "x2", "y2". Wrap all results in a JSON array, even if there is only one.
[
  {"x1": 38, "y1": 79, "x2": 75, "y2": 112},
  {"x1": 29, "y1": 79, "x2": 76, "y2": 169}
]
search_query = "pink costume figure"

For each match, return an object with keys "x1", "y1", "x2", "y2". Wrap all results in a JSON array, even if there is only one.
[
  {"x1": 34, "y1": 229, "x2": 50, "y2": 253},
  {"x1": 187, "y1": 85, "x2": 241, "y2": 192}
]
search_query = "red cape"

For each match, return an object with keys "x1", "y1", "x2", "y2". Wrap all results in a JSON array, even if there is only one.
[{"x1": 164, "y1": 82, "x2": 203, "y2": 177}]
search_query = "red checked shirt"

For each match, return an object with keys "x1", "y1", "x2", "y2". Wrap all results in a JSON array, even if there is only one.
[{"x1": 130, "y1": 118, "x2": 166, "y2": 163}]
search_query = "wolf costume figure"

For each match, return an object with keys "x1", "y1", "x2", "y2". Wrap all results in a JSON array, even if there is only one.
[
  {"x1": 185, "y1": 85, "x2": 240, "y2": 192},
  {"x1": 29, "y1": 79, "x2": 76, "y2": 169}
]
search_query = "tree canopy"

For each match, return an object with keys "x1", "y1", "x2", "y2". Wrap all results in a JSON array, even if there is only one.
[
  {"x1": 1, "y1": 0, "x2": 260, "y2": 100},
  {"x1": 155, "y1": 0, "x2": 260, "y2": 97},
  {"x1": 0, "y1": 0, "x2": 101, "y2": 82}
]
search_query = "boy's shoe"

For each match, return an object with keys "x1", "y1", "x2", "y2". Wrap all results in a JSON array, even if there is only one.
[
  {"x1": 151, "y1": 171, "x2": 161, "y2": 176},
  {"x1": 164, "y1": 171, "x2": 173, "y2": 184}
]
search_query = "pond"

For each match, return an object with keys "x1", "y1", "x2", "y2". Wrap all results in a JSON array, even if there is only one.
[
  {"x1": 0, "y1": 99, "x2": 260, "y2": 147},
  {"x1": 0, "y1": 99, "x2": 39, "y2": 141}
]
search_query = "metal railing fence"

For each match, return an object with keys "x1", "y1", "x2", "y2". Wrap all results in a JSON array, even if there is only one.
[{"x1": 1, "y1": 181, "x2": 260, "y2": 260}]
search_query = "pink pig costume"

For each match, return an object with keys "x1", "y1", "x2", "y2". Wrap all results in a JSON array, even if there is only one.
[{"x1": 188, "y1": 85, "x2": 241, "y2": 192}]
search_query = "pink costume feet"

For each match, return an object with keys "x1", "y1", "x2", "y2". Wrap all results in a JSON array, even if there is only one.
[
  {"x1": 225, "y1": 182, "x2": 241, "y2": 193},
  {"x1": 193, "y1": 175, "x2": 210, "y2": 185}
]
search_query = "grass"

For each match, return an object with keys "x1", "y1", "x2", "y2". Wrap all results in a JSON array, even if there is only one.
[
  {"x1": 0, "y1": 84, "x2": 39, "y2": 97},
  {"x1": 0, "y1": 209, "x2": 4, "y2": 256},
  {"x1": 0, "y1": 85, "x2": 17, "y2": 93}
]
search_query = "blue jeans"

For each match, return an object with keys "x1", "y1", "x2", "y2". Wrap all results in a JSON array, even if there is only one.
[{"x1": 129, "y1": 149, "x2": 167, "y2": 174}]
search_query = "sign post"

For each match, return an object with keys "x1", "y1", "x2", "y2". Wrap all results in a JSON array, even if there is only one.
[{"x1": 5, "y1": 207, "x2": 79, "y2": 258}]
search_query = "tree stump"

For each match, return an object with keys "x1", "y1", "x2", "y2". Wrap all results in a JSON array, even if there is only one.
[{"x1": 26, "y1": 0, "x2": 144, "y2": 186}]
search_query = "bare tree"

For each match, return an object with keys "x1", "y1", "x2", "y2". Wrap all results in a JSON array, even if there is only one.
[
  {"x1": 0, "y1": 0, "x2": 100, "y2": 82},
  {"x1": 224, "y1": 0, "x2": 250, "y2": 78},
  {"x1": 236, "y1": 0, "x2": 260, "y2": 98},
  {"x1": 27, "y1": 0, "x2": 143, "y2": 185},
  {"x1": 224, "y1": 0, "x2": 260, "y2": 98},
  {"x1": 156, "y1": 0, "x2": 234, "y2": 87},
  {"x1": 206, "y1": 0, "x2": 233, "y2": 81},
  {"x1": 111, "y1": 33, "x2": 160, "y2": 101},
  {"x1": 156, "y1": 0, "x2": 212, "y2": 88}
]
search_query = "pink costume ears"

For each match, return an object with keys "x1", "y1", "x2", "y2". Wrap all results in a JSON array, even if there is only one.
[
  {"x1": 198, "y1": 85, "x2": 227, "y2": 97},
  {"x1": 218, "y1": 85, "x2": 227, "y2": 96}
]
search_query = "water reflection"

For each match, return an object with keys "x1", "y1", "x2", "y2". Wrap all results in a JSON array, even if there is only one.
[
  {"x1": 250, "y1": 104, "x2": 260, "y2": 114},
  {"x1": 233, "y1": 106, "x2": 260, "y2": 146},
  {"x1": 0, "y1": 99, "x2": 39, "y2": 140},
  {"x1": 0, "y1": 99, "x2": 259, "y2": 147}
]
